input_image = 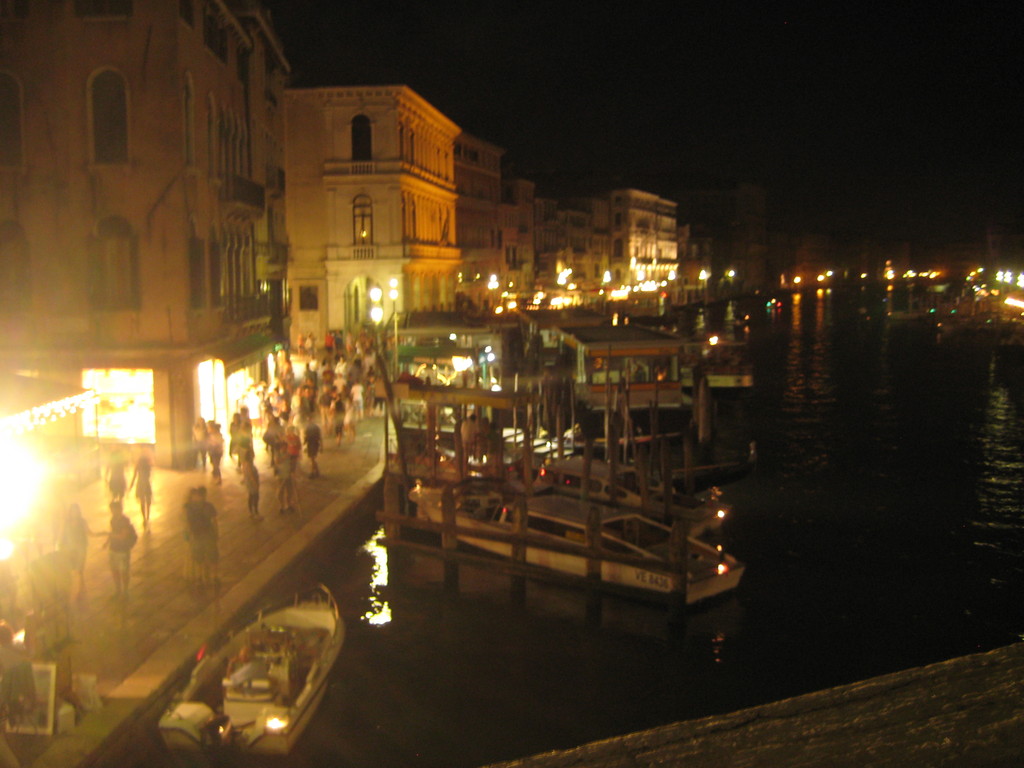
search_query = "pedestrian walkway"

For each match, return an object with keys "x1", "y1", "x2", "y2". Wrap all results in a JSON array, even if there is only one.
[{"x1": 18, "y1": 416, "x2": 384, "y2": 768}]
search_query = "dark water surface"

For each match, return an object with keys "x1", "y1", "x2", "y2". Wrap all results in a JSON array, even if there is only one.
[{"x1": 163, "y1": 288, "x2": 1024, "y2": 767}]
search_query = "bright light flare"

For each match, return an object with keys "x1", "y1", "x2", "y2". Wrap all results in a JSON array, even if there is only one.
[
  {"x1": 265, "y1": 715, "x2": 289, "y2": 733},
  {"x1": 0, "y1": 438, "x2": 44, "y2": 533}
]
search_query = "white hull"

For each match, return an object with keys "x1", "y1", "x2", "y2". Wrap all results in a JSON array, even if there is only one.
[
  {"x1": 159, "y1": 587, "x2": 344, "y2": 757},
  {"x1": 410, "y1": 485, "x2": 743, "y2": 604}
]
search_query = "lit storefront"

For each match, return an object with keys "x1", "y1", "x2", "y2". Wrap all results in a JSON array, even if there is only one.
[
  {"x1": 81, "y1": 368, "x2": 156, "y2": 445},
  {"x1": 194, "y1": 336, "x2": 279, "y2": 427}
]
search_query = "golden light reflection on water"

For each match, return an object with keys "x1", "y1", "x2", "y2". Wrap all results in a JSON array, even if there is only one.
[{"x1": 361, "y1": 526, "x2": 392, "y2": 625}]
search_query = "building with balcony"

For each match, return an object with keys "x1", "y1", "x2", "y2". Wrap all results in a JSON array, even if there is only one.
[
  {"x1": 285, "y1": 85, "x2": 461, "y2": 338},
  {"x1": 0, "y1": 0, "x2": 290, "y2": 467},
  {"x1": 499, "y1": 177, "x2": 536, "y2": 293},
  {"x1": 454, "y1": 132, "x2": 504, "y2": 308},
  {"x1": 608, "y1": 189, "x2": 678, "y2": 289}
]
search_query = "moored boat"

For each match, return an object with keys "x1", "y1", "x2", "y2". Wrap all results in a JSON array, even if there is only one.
[
  {"x1": 158, "y1": 585, "x2": 344, "y2": 757},
  {"x1": 408, "y1": 481, "x2": 744, "y2": 604}
]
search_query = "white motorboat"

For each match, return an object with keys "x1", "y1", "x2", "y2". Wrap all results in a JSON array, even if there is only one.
[
  {"x1": 536, "y1": 456, "x2": 729, "y2": 537},
  {"x1": 409, "y1": 481, "x2": 743, "y2": 604},
  {"x1": 159, "y1": 585, "x2": 344, "y2": 757}
]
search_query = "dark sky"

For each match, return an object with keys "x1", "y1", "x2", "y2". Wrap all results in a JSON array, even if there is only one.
[{"x1": 265, "y1": 1, "x2": 1023, "y2": 243}]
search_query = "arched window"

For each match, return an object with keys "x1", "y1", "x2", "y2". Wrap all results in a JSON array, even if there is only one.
[
  {"x1": 0, "y1": 73, "x2": 22, "y2": 167},
  {"x1": 182, "y1": 74, "x2": 195, "y2": 165},
  {"x1": 0, "y1": 221, "x2": 29, "y2": 311},
  {"x1": 90, "y1": 70, "x2": 128, "y2": 163},
  {"x1": 351, "y1": 115, "x2": 371, "y2": 161},
  {"x1": 90, "y1": 216, "x2": 138, "y2": 309},
  {"x1": 353, "y1": 195, "x2": 372, "y2": 245}
]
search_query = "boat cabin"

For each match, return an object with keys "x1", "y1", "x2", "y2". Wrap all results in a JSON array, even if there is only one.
[{"x1": 555, "y1": 324, "x2": 687, "y2": 408}]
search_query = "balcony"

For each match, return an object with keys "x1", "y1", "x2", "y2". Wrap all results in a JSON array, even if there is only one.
[
  {"x1": 326, "y1": 245, "x2": 378, "y2": 261},
  {"x1": 222, "y1": 293, "x2": 273, "y2": 324},
  {"x1": 220, "y1": 174, "x2": 265, "y2": 214}
]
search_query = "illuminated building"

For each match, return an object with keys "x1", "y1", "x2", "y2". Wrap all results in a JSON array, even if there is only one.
[
  {"x1": 499, "y1": 178, "x2": 536, "y2": 293},
  {"x1": 0, "y1": 1, "x2": 290, "y2": 467},
  {"x1": 284, "y1": 85, "x2": 461, "y2": 335},
  {"x1": 609, "y1": 189, "x2": 678, "y2": 288},
  {"x1": 454, "y1": 132, "x2": 504, "y2": 308}
]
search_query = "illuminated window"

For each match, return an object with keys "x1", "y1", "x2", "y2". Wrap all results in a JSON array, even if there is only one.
[
  {"x1": 83, "y1": 368, "x2": 155, "y2": 444},
  {"x1": 0, "y1": 220, "x2": 29, "y2": 312},
  {"x1": 353, "y1": 195, "x2": 372, "y2": 244},
  {"x1": 90, "y1": 216, "x2": 138, "y2": 309},
  {"x1": 75, "y1": 0, "x2": 131, "y2": 16},
  {"x1": 90, "y1": 70, "x2": 128, "y2": 164},
  {"x1": 0, "y1": 72, "x2": 21, "y2": 166},
  {"x1": 351, "y1": 114, "x2": 371, "y2": 161}
]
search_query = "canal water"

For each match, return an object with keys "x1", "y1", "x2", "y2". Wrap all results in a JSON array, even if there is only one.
[{"x1": 165, "y1": 287, "x2": 1024, "y2": 768}]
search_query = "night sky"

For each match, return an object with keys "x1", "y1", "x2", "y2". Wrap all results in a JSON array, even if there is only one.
[{"x1": 265, "y1": 1, "x2": 1023, "y2": 244}]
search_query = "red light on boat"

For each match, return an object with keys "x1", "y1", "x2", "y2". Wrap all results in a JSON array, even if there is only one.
[
  {"x1": 196, "y1": 643, "x2": 206, "y2": 661},
  {"x1": 539, "y1": 468, "x2": 546, "y2": 477},
  {"x1": 717, "y1": 563, "x2": 728, "y2": 576}
]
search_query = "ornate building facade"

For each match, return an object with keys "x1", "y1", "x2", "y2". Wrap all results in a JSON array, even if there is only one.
[
  {"x1": 0, "y1": 0, "x2": 290, "y2": 467},
  {"x1": 285, "y1": 85, "x2": 461, "y2": 339}
]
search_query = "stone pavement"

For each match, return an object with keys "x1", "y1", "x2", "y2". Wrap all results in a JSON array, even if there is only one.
[{"x1": 18, "y1": 415, "x2": 384, "y2": 768}]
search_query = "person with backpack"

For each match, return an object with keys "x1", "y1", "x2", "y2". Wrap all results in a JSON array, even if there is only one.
[{"x1": 105, "y1": 501, "x2": 137, "y2": 599}]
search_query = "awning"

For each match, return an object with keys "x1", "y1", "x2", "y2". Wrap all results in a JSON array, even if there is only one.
[
  {"x1": 0, "y1": 375, "x2": 95, "y2": 435},
  {"x1": 198, "y1": 333, "x2": 279, "y2": 372}
]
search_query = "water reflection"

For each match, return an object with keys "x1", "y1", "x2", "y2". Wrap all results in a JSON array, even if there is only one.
[{"x1": 360, "y1": 526, "x2": 392, "y2": 626}]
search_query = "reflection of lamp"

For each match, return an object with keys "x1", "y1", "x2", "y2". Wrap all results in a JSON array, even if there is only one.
[{"x1": 369, "y1": 286, "x2": 383, "y2": 303}]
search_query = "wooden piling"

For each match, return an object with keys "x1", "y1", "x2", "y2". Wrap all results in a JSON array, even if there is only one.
[
  {"x1": 510, "y1": 495, "x2": 528, "y2": 605},
  {"x1": 582, "y1": 436, "x2": 602, "y2": 626},
  {"x1": 441, "y1": 484, "x2": 459, "y2": 594}
]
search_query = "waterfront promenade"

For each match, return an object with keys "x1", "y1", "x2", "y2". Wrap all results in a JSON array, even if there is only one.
[{"x1": 15, "y1": 416, "x2": 384, "y2": 768}]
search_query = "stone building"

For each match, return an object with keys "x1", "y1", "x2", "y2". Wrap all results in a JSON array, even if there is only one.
[
  {"x1": 608, "y1": 189, "x2": 678, "y2": 288},
  {"x1": 284, "y1": 85, "x2": 461, "y2": 338},
  {"x1": 0, "y1": 0, "x2": 290, "y2": 467},
  {"x1": 454, "y1": 131, "x2": 504, "y2": 309},
  {"x1": 499, "y1": 177, "x2": 536, "y2": 295}
]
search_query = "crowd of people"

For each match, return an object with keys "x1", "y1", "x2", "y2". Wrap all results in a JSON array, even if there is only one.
[{"x1": 53, "y1": 337, "x2": 385, "y2": 604}]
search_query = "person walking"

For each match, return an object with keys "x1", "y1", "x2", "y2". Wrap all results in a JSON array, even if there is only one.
[
  {"x1": 105, "y1": 447, "x2": 128, "y2": 502},
  {"x1": 276, "y1": 454, "x2": 298, "y2": 515},
  {"x1": 241, "y1": 451, "x2": 262, "y2": 520},
  {"x1": 284, "y1": 426, "x2": 302, "y2": 472},
  {"x1": 207, "y1": 421, "x2": 224, "y2": 485},
  {"x1": 105, "y1": 501, "x2": 138, "y2": 599},
  {"x1": 128, "y1": 447, "x2": 154, "y2": 528},
  {"x1": 185, "y1": 487, "x2": 218, "y2": 587},
  {"x1": 193, "y1": 417, "x2": 209, "y2": 470},
  {"x1": 304, "y1": 418, "x2": 322, "y2": 478},
  {"x1": 57, "y1": 504, "x2": 99, "y2": 601},
  {"x1": 0, "y1": 620, "x2": 33, "y2": 767}
]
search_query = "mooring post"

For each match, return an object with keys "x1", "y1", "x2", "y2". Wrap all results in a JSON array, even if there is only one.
[
  {"x1": 383, "y1": 472, "x2": 402, "y2": 539},
  {"x1": 667, "y1": 513, "x2": 689, "y2": 629},
  {"x1": 454, "y1": 406, "x2": 465, "y2": 482},
  {"x1": 441, "y1": 484, "x2": 459, "y2": 594},
  {"x1": 582, "y1": 436, "x2": 602, "y2": 626},
  {"x1": 510, "y1": 495, "x2": 527, "y2": 605},
  {"x1": 427, "y1": 404, "x2": 438, "y2": 483}
]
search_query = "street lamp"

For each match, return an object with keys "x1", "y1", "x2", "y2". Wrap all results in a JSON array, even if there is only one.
[{"x1": 388, "y1": 277, "x2": 400, "y2": 378}]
